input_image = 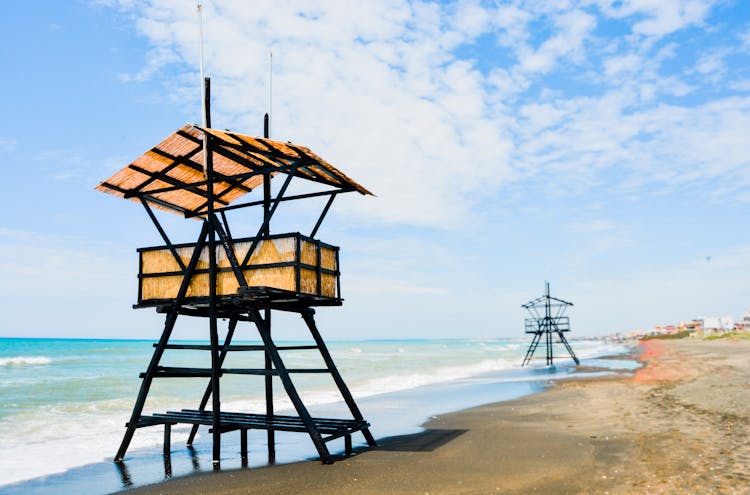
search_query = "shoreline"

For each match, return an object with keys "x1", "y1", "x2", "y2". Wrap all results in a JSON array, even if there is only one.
[
  {"x1": 118, "y1": 339, "x2": 749, "y2": 494},
  {"x1": 0, "y1": 343, "x2": 630, "y2": 495}
]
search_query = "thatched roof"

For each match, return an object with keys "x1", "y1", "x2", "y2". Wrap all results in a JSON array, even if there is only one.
[{"x1": 95, "y1": 124, "x2": 373, "y2": 217}]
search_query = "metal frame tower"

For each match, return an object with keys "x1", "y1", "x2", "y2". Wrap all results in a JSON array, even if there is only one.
[{"x1": 521, "y1": 282, "x2": 580, "y2": 367}]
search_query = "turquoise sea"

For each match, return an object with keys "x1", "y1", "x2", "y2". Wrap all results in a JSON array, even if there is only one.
[{"x1": 0, "y1": 337, "x2": 635, "y2": 494}]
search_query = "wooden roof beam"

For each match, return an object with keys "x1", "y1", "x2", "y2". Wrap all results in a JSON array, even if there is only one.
[{"x1": 127, "y1": 163, "x2": 231, "y2": 207}]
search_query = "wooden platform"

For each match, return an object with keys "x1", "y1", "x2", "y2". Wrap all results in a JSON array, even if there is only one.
[{"x1": 135, "y1": 286, "x2": 343, "y2": 314}]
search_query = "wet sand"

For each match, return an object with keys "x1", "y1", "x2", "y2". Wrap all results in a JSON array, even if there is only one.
[{"x1": 121, "y1": 338, "x2": 750, "y2": 494}]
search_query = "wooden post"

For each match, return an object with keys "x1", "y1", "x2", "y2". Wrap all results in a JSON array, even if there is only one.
[
  {"x1": 163, "y1": 424, "x2": 171, "y2": 456},
  {"x1": 265, "y1": 306, "x2": 275, "y2": 463},
  {"x1": 204, "y1": 76, "x2": 222, "y2": 466},
  {"x1": 240, "y1": 429, "x2": 248, "y2": 466},
  {"x1": 262, "y1": 113, "x2": 275, "y2": 463}
]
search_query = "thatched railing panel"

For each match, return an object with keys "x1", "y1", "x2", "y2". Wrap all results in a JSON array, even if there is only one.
[{"x1": 138, "y1": 233, "x2": 339, "y2": 303}]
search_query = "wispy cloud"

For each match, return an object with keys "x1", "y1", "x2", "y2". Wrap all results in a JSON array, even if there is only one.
[
  {"x1": 105, "y1": 0, "x2": 746, "y2": 231},
  {"x1": 594, "y1": 0, "x2": 717, "y2": 38},
  {"x1": 0, "y1": 137, "x2": 17, "y2": 151},
  {"x1": 0, "y1": 229, "x2": 130, "y2": 294}
]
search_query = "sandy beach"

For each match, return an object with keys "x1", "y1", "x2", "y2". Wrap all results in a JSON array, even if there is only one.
[{"x1": 120, "y1": 338, "x2": 750, "y2": 495}]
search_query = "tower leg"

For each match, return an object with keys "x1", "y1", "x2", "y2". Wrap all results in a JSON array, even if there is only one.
[
  {"x1": 557, "y1": 331, "x2": 580, "y2": 365},
  {"x1": 115, "y1": 308, "x2": 180, "y2": 461},
  {"x1": 302, "y1": 311, "x2": 376, "y2": 447},
  {"x1": 116, "y1": 222, "x2": 208, "y2": 462},
  {"x1": 250, "y1": 309, "x2": 332, "y2": 463},
  {"x1": 546, "y1": 324, "x2": 553, "y2": 366},
  {"x1": 522, "y1": 331, "x2": 542, "y2": 367},
  {"x1": 209, "y1": 310, "x2": 221, "y2": 466},
  {"x1": 264, "y1": 307, "x2": 275, "y2": 463}
]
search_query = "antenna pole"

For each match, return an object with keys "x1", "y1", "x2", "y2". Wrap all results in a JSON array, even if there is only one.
[
  {"x1": 198, "y1": 3, "x2": 207, "y2": 128},
  {"x1": 268, "y1": 51, "x2": 273, "y2": 138}
]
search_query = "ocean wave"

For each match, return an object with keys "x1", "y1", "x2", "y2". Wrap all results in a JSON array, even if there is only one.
[
  {"x1": 0, "y1": 356, "x2": 52, "y2": 367},
  {"x1": 350, "y1": 357, "x2": 518, "y2": 399},
  {"x1": 0, "y1": 339, "x2": 630, "y2": 487}
]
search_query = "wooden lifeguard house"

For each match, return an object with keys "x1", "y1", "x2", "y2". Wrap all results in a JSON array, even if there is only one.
[{"x1": 97, "y1": 79, "x2": 376, "y2": 465}]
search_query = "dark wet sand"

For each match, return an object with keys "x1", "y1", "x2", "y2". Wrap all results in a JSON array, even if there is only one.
[{"x1": 121, "y1": 338, "x2": 750, "y2": 494}]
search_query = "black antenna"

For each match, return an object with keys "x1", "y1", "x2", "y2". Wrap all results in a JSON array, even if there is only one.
[{"x1": 521, "y1": 282, "x2": 579, "y2": 367}]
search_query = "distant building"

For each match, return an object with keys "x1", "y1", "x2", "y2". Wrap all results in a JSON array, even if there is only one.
[
  {"x1": 740, "y1": 311, "x2": 750, "y2": 331},
  {"x1": 696, "y1": 315, "x2": 735, "y2": 335}
]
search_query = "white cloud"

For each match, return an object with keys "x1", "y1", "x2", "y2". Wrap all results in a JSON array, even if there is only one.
[
  {"x1": 595, "y1": 0, "x2": 716, "y2": 38},
  {"x1": 0, "y1": 230, "x2": 125, "y2": 294},
  {"x1": 0, "y1": 136, "x2": 17, "y2": 151},
  {"x1": 573, "y1": 244, "x2": 750, "y2": 334},
  {"x1": 0, "y1": 228, "x2": 167, "y2": 337},
  {"x1": 450, "y1": 0, "x2": 491, "y2": 37},
  {"x1": 729, "y1": 78, "x2": 750, "y2": 92},
  {"x1": 568, "y1": 219, "x2": 615, "y2": 233},
  {"x1": 107, "y1": 0, "x2": 746, "y2": 231},
  {"x1": 515, "y1": 90, "x2": 750, "y2": 198},
  {"x1": 517, "y1": 9, "x2": 597, "y2": 75},
  {"x1": 109, "y1": 0, "x2": 519, "y2": 228},
  {"x1": 691, "y1": 49, "x2": 729, "y2": 84},
  {"x1": 119, "y1": 46, "x2": 181, "y2": 82},
  {"x1": 488, "y1": 4, "x2": 531, "y2": 50},
  {"x1": 741, "y1": 25, "x2": 750, "y2": 50}
]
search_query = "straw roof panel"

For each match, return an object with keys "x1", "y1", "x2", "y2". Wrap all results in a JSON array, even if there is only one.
[{"x1": 96, "y1": 123, "x2": 372, "y2": 218}]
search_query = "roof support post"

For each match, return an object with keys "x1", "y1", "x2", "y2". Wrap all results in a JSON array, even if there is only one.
[
  {"x1": 219, "y1": 211, "x2": 232, "y2": 240},
  {"x1": 211, "y1": 214, "x2": 247, "y2": 288},
  {"x1": 140, "y1": 197, "x2": 186, "y2": 271},
  {"x1": 310, "y1": 192, "x2": 337, "y2": 238},
  {"x1": 262, "y1": 112, "x2": 275, "y2": 462},
  {"x1": 263, "y1": 113, "x2": 271, "y2": 238},
  {"x1": 240, "y1": 167, "x2": 298, "y2": 267}
]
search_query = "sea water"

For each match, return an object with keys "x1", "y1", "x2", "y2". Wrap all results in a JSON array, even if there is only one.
[{"x1": 0, "y1": 337, "x2": 632, "y2": 494}]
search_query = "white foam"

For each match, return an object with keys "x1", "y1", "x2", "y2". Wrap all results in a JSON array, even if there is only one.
[
  {"x1": 350, "y1": 357, "x2": 518, "y2": 399},
  {"x1": 0, "y1": 356, "x2": 52, "y2": 366}
]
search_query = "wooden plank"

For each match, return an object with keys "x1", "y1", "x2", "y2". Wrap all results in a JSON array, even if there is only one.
[{"x1": 157, "y1": 344, "x2": 318, "y2": 351}]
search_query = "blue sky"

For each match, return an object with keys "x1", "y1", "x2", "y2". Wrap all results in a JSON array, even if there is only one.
[{"x1": 1, "y1": 0, "x2": 749, "y2": 340}]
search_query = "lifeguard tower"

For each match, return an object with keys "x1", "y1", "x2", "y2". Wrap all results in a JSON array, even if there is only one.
[
  {"x1": 521, "y1": 282, "x2": 580, "y2": 367},
  {"x1": 97, "y1": 79, "x2": 376, "y2": 465}
]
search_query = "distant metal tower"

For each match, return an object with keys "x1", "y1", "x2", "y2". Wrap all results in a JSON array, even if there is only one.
[{"x1": 521, "y1": 282, "x2": 580, "y2": 367}]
